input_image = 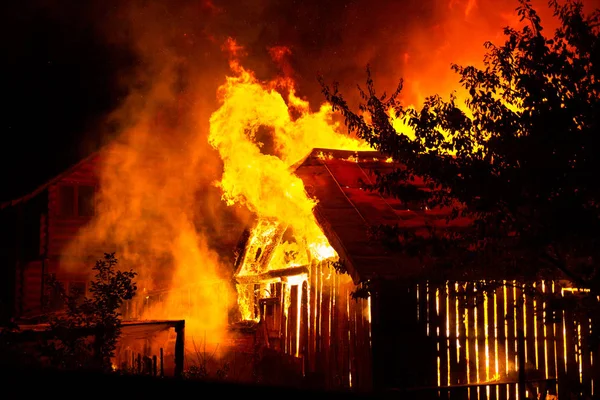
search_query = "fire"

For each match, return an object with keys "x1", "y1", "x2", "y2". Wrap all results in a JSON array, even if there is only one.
[
  {"x1": 61, "y1": 55, "x2": 243, "y2": 355},
  {"x1": 208, "y1": 40, "x2": 370, "y2": 320}
]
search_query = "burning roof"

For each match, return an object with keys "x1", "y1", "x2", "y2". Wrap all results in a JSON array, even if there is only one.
[{"x1": 294, "y1": 148, "x2": 472, "y2": 284}]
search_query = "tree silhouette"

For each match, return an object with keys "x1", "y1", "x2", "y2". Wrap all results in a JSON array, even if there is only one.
[
  {"x1": 42, "y1": 253, "x2": 137, "y2": 371},
  {"x1": 321, "y1": 0, "x2": 600, "y2": 290}
]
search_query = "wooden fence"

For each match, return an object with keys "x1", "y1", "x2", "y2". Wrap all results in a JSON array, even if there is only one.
[{"x1": 408, "y1": 280, "x2": 598, "y2": 399}]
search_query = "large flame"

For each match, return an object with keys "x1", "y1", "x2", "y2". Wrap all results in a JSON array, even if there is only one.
[
  {"x1": 208, "y1": 41, "x2": 369, "y2": 319},
  {"x1": 209, "y1": 41, "x2": 369, "y2": 261},
  {"x1": 62, "y1": 72, "x2": 245, "y2": 351}
]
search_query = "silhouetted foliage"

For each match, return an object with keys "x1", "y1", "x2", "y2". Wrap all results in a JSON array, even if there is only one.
[
  {"x1": 41, "y1": 253, "x2": 137, "y2": 371},
  {"x1": 321, "y1": 0, "x2": 600, "y2": 290}
]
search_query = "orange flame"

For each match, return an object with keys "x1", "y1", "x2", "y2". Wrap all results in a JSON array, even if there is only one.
[{"x1": 209, "y1": 40, "x2": 370, "y2": 319}]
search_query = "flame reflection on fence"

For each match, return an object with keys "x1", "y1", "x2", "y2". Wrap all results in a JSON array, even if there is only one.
[{"x1": 415, "y1": 280, "x2": 597, "y2": 399}]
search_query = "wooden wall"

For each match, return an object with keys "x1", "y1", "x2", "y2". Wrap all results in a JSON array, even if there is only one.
[
  {"x1": 377, "y1": 280, "x2": 600, "y2": 399},
  {"x1": 46, "y1": 154, "x2": 101, "y2": 258},
  {"x1": 263, "y1": 261, "x2": 372, "y2": 391},
  {"x1": 9, "y1": 154, "x2": 102, "y2": 317}
]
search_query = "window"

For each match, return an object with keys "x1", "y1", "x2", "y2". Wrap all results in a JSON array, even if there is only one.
[
  {"x1": 57, "y1": 185, "x2": 75, "y2": 217},
  {"x1": 56, "y1": 184, "x2": 96, "y2": 217},
  {"x1": 77, "y1": 185, "x2": 95, "y2": 216}
]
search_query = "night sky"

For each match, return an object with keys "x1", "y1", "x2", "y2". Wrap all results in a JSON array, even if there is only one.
[
  {"x1": 2, "y1": 1, "x2": 135, "y2": 202},
  {"x1": 2, "y1": 0, "x2": 581, "y2": 202}
]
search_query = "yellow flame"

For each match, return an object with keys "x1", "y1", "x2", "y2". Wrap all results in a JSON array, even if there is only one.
[
  {"x1": 209, "y1": 42, "x2": 371, "y2": 321},
  {"x1": 209, "y1": 52, "x2": 367, "y2": 261}
]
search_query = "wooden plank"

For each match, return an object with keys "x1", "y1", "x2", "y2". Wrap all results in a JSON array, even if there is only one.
[
  {"x1": 321, "y1": 263, "x2": 331, "y2": 381},
  {"x1": 524, "y1": 284, "x2": 537, "y2": 376},
  {"x1": 448, "y1": 282, "x2": 460, "y2": 387},
  {"x1": 347, "y1": 284, "x2": 357, "y2": 389},
  {"x1": 563, "y1": 293, "x2": 579, "y2": 397},
  {"x1": 534, "y1": 282, "x2": 547, "y2": 381},
  {"x1": 469, "y1": 385, "x2": 478, "y2": 400},
  {"x1": 289, "y1": 284, "x2": 298, "y2": 356},
  {"x1": 236, "y1": 266, "x2": 310, "y2": 284},
  {"x1": 458, "y1": 282, "x2": 469, "y2": 386},
  {"x1": 554, "y1": 283, "x2": 567, "y2": 399},
  {"x1": 309, "y1": 262, "x2": 317, "y2": 372},
  {"x1": 495, "y1": 285, "x2": 508, "y2": 400},
  {"x1": 428, "y1": 282, "x2": 440, "y2": 388},
  {"x1": 544, "y1": 281, "x2": 557, "y2": 380},
  {"x1": 342, "y1": 279, "x2": 351, "y2": 388},
  {"x1": 419, "y1": 283, "x2": 428, "y2": 330},
  {"x1": 355, "y1": 293, "x2": 368, "y2": 391},
  {"x1": 301, "y1": 280, "x2": 309, "y2": 374},
  {"x1": 487, "y1": 384, "x2": 497, "y2": 400},
  {"x1": 314, "y1": 262, "x2": 322, "y2": 371},
  {"x1": 486, "y1": 288, "x2": 498, "y2": 400},
  {"x1": 349, "y1": 294, "x2": 359, "y2": 389},
  {"x1": 579, "y1": 313, "x2": 593, "y2": 397},
  {"x1": 332, "y1": 268, "x2": 340, "y2": 387},
  {"x1": 476, "y1": 284, "x2": 487, "y2": 385},
  {"x1": 330, "y1": 270, "x2": 338, "y2": 387},
  {"x1": 334, "y1": 275, "x2": 350, "y2": 388},
  {"x1": 505, "y1": 283, "x2": 517, "y2": 400},
  {"x1": 467, "y1": 282, "x2": 478, "y2": 385},
  {"x1": 439, "y1": 282, "x2": 449, "y2": 389},
  {"x1": 591, "y1": 306, "x2": 600, "y2": 400},
  {"x1": 515, "y1": 284, "x2": 526, "y2": 400},
  {"x1": 369, "y1": 279, "x2": 382, "y2": 391},
  {"x1": 361, "y1": 295, "x2": 373, "y2": 392}
]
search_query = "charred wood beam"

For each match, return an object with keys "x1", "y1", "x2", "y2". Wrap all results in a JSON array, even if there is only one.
[{"x1": 235, "y1": 266, "x2": 309, "y2": 285}]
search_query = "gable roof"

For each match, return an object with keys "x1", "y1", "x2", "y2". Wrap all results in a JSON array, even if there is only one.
[
  {"x1": 0, "y1": 150, "x2": 102, "y2": 211},
  {"x1": 295, "y1": 148, "x2": 472, "y2": 284}
]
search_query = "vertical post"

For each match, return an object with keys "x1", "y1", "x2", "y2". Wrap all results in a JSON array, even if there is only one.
[
  {"x1": 40, "y1": 257, "x2": 45, "y2": 312},
  {"x1": 160, "y1": 347, "x2": 164, "y2": 377},
  {"x1": 137, "y1": 353, "x2": 142, "y2": 374},
  {"x1": 15, "y1": 203, "x2": 24, "y2": 317},
  {"x1": 518, "y1": 328, "x2": 526, "y2": 400},
  {"x1": 301, "y1": 280, "x2": 309, "y2": 376},
  {"x1": 370, "y1": 280, "x2": 382, "y2": 392},
  {"x1": 152, "y1": 355, "x2": 157, "y2": 377},
  {"x1": 174, "y1": 321, "x2": 185, "y2": 378}
]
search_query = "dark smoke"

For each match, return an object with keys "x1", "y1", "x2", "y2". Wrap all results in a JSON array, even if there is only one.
[
  {"x1": 3, "y1": 0, "x2": 599, "y2": 202},
  {"x1": 83, "y1": 0, "x2": 600, "y2": 110}
]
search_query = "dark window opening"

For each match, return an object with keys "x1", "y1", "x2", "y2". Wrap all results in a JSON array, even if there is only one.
[
  {"x1": 255, "y1": 247, "x2": 263, "y2": 261},
  {"x1": 77, "y1": 185, "x2": 95, "y2": 216},
  {"x1": 57, "y1": 185, "x2": 75, "y2": 217},
  {"x1": 56, "y1": 184, "x2": 96, "y2": 218}
]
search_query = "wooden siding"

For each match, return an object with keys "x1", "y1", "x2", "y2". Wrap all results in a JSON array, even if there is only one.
[
  {"x1": 46, "y1": 154, "x2": 101, "y2": 257},
  {"x1": 20, "y1": 260, "x2": 43, "y2": 316},
  {"x1": 237, "y1": 261, "x2": 372, "y2": 391}
]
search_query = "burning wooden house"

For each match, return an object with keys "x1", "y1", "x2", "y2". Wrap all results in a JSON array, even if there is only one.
[
  {"x1": 0, "y1": 151, "x2": 103, "y2": 319},
  {"x1": 233, "y1": 148, "x2": 600, "y2": 398},
  {"x1": 0, "y1": 146, "x2": 245, "y2": 321},
  {"x1": 0, "y1": 145, "x2": 248, "y2": 378}
]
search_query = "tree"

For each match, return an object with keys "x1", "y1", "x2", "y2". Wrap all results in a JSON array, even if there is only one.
[
  {"x1": 320, "y1": 0, "x2": 600, "y2": 290},
  {"x1": 42, "y1": 253, "x2": 137, "y2": 371}
]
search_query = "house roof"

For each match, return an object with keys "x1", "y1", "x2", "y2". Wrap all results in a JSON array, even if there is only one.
[
  {"x1": 0, "y1": 150, "x2": 102, "y2": 211},
  {"x1": 294, "y1": 148, "x2": 472, "y2": 284}
]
